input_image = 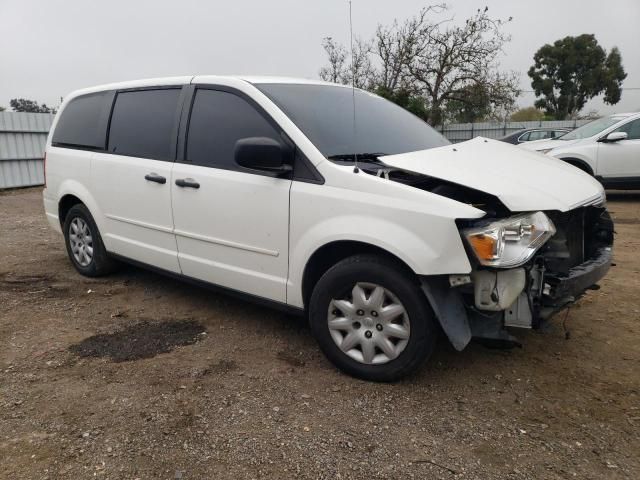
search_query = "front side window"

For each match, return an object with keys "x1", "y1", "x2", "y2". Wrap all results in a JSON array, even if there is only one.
[
  {"x1": 108, "y1": 88, "x2": 181, "y2": 160},
  {"x1": 255, "y1": 83, "x2": 449, "y2": 159},
  {"x1": 52, "y1": 91, "x2": 113, "y2": 149},
  {"x1": 614, "y1": 118, "x2": 640, "y2": 140},
  {"x1": 559, "y1": 116, "x2": 627, "y2": 141},
  {"x1": 186, "y1": 89, "x2": 282, "y2": 169}
]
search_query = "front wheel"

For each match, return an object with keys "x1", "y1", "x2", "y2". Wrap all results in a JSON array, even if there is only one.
[{"x1": 309, "y1": 254, "x2": 437, "y2": 381}]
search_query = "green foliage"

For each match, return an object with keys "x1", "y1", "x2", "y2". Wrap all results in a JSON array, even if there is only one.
[
  {"x1": 0, "y1": 106, "x2": 5, "y2": 112},
  {"x1": 528, "y1": 34, "x2": 626, "y2": 120},
  {"x1": 445, "y1": 83, "x2": 493, "y2": 123},
  {"x1": 510, "y1": 106, "x2": 545, "y2": 122},
  {"x1": 10, "y1": 98, "x2": 56, "y2": 113},
  {"x1": 374, "y1": 86, "x2": 429, "y2": 121}
]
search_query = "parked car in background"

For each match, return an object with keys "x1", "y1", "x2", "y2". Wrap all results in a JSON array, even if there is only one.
[
  {"x1": 520, "y1": 112, "x2": 640, "y2": 189},
  {"x1": 500, "y1": 127, "x2": 571, "y2": 144},
  {"x1": 43, "y1": 76, "x2": 613, "y2": 381}
]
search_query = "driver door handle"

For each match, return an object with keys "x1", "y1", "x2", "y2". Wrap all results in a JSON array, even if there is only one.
[{"x1": 175, "y1": 178, "x2": 200, "y2": 189}]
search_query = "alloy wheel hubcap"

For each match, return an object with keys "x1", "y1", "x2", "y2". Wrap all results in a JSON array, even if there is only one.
[
  {"x1": 69, "y1": 217, "x2": 94, "y2": 267},
  {"x1": 328, "y1": 282, "x2": 410, "y2": 365}
]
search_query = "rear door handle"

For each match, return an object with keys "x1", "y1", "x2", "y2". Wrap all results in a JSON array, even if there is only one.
[
  {"x1": 175, "y1": 178, "x2": 200, "y2": 189},
  {"x1": 144, "y1": 173, "x2": 166, "y2": 184}
]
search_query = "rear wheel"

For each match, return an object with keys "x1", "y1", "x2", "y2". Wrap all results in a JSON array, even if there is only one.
[
  {"x1": 63, "y1": 204, "x2": 118, "y2": 277},
  {"x1": 309, "y1": 254, "x2": 437, "y2": 381}
]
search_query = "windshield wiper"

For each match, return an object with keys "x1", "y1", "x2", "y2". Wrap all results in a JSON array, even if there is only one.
[{"x1": 327, "y1": 152, "x2": 387, "y2": 161}]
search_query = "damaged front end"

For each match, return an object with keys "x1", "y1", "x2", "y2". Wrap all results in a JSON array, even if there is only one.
[
  {"x1": 422, "y1": 204, "x2": 614, "y2": 350},
  {"x1": 347, "y1": 152, "x2": 614, "y2": 351}
]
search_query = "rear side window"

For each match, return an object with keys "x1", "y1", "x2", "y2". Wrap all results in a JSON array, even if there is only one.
[
  {"x1": 186, "y1": 89, "x2": 281, "y2": 169},
  {"x1": 52, "y1": 91, "x2": 113, "y2": 149},
  {"x1": 108, "y1": 88, "x2": 181, "y2": 160}
]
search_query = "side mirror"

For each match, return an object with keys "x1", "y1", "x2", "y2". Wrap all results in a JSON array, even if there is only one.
[
  {"x1": 234, "y1": 137, "x2": 293, "y2": 176},
  {"x1": 600, "y1": 131, "x2": 628, "y2": 143}
]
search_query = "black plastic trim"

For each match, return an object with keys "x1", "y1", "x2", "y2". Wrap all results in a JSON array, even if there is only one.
[
  {"x1": 545, "y1": 247, "x2": 612, "y2": 301},
  {"x1": 598, "y1": 176, "x2": 640, "y2": 190},
  {"x1": 108, "y1": 252, "x2": 305, "y2": 317}
]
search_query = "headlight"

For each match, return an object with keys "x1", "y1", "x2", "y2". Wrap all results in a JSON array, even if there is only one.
[
  {"x1": 538, "y1": 148, "x2": 554, "y2": 154},
  {"x1": 462, "y1": 212, "x2": 556, "y2": 267}
]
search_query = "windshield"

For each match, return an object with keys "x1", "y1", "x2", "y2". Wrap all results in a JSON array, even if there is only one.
[
  {"x1": 559, "y1": 116, "x2": 626, "y2": 140},
  {"x1": 255, "y1": 83, "x2": 449, "y2": 158}
]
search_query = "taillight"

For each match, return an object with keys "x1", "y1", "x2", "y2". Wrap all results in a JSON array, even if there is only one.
[{"x1": 43, "y1": 151, "x2": 47, "y2": 188}]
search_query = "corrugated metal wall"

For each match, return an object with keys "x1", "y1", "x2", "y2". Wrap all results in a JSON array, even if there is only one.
[{"x1": 0, "y1": 112, "x2": 54, "y2": 189}]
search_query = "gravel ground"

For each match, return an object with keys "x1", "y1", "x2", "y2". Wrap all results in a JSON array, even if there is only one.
[{"x1": 1, "y1": 187, "x2": 639, "y2": 479}]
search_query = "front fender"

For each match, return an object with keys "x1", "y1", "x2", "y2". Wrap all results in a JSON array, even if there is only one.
[{"x1": 288, "y1": 212, "x2": 473, "y2": 308}]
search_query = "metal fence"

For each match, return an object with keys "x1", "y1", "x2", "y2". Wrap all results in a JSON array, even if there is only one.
[
  {"x1": 0, "y1": 112, "x2": 54, "y2": 190},
  {"x1": 439, "y1": 119, "x2": 589, "y2": 143},
  {"x1": 0, "y1": 112, "x2": 592, "y2": 189}
]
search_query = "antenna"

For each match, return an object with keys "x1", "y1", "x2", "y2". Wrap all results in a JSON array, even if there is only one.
[{"x1": 348, "y1": 0, "x2": 359, "y2": 173}]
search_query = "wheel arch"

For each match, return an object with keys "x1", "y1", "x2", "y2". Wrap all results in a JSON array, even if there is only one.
[
  {"x1": 55, "y1": 180, "x2": 104, "y2": 231},
  {"x1": 58, "y1": 194, "x2": 85, "y2": 226},
  {"x1": 558, "y1": 157, "x2": 594, "y2": 176},
  {"x1": 300, "y1": 240, "x2": 417, "y2": 310}
]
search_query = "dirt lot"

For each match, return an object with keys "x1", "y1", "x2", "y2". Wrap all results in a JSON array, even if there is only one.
[{"x1": 1, "y1": 187, "x2": 639, "y2": 479}]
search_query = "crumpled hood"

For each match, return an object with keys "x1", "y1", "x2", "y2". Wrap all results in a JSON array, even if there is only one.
[
  {"x1": 381, "y1": 137, "x2": 604, "y2": 213},
  {"x1": 519, "y1": 137, "x2": 582, "y2": 151}
]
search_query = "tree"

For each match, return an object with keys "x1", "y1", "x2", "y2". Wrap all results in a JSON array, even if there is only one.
[
  {"x1": 319, "y1": 37, "x2": 374, "y2": 89},
  {"x1": 528, "y1": 34, "x2": 626, "y2": 119},
  {"x1": 10, "y1": 98, "x2": 56, "y2": 113},
  {"x1": 510, "y1": 106, "x2": 545, "y2": 122},
  {"x1": 319, "y1": 5, "x2": 519, "y2": 125},
  {"x1": 0, "y1": 106, "x2": 5, "y2": 112}
]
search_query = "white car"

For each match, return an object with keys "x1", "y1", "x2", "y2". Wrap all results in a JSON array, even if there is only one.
[
  {"x1": 520, "y1": 112, "x2": 640, "y2": 189},
  {"x1": 43, "y1": 76, "x2": 614, "y2": 381}
]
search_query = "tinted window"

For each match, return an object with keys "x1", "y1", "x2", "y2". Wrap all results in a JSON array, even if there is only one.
[
  {"x1": 52, "y1": 91, "x2": 113, "y2": 148},
  {"x1": 256, "y1": 83, "x2": 449, "y2": 158},
  {"x1": 108, "y1": 89, "x2": 181, "y2": 160},
  {"x1": 186, "y1": 89, "x2": 281, "y2": 169},
  {"x1": 615, "y1": 119, "x2": 640, "y2": 140}
]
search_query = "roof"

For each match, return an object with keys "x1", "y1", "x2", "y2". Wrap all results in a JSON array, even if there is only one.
[{"x1": 63, "y1": 75, "x2": 342, "y2": 102}]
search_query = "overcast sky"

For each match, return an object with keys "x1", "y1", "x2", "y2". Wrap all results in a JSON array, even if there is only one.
[{"x1": 1, "y1": 0, "x2": 638, "y2": 115}]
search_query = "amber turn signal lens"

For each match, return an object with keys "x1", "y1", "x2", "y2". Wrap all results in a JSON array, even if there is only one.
[{"x1": 468, "y1": 234, "x2": 497, "y2": 261}]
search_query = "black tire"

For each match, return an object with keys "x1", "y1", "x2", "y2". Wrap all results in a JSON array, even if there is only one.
[
  {"x1": 63, "y1": 204, "x2": 118, "y2": 277},
  {"x1": 309, "y1": 254, "x2": 437, "y2": 382}
]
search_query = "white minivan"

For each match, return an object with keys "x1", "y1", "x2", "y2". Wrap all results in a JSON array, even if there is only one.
[{"x1": 43, "y1": 76, "x2": 614, "y2": 381}]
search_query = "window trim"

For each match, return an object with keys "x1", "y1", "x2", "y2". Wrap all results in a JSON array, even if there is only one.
[
  {"x1": 104, "y1": 85, "x2": 186, "y2": 162},
  {"x1": 178, "y1": 84, "x2": 323, "y2": 184}
]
